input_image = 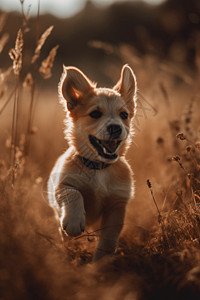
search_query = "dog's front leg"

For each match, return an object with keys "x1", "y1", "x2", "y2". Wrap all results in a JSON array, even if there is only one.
[
  {"x1": 93, "y1": 203, "x2": 126, "y2": 261},
  {"x1": 56, "y1": 186, "x2": 85, "y2": 237}
]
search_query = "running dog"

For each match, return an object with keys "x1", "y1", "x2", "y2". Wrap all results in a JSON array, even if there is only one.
[{"x1": 48, "y1": 64, "x2": 137, "y2": 261}]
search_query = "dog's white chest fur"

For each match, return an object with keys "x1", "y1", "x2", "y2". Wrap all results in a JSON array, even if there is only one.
[
  {"x1": 92, "y1": 169, "x2": 133, "y2": 200},
  {"x1": 92, "y1": 170, "x2": 110, "y2": 195}
]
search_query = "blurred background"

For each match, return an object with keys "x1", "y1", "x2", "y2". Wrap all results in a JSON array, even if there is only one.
[{"x1": 0, "y1": 0, "x2": 199, "y2": 87}]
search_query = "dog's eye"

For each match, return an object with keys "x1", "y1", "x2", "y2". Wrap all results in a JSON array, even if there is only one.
[
  {"x1": 120, "y1": 111, "x2": 128, "y2": 120},
  {"x1": 89, "y1": 110, "x2": 102, "y2": 119}
]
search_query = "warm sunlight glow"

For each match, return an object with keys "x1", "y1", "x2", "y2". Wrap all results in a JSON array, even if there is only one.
[{"x1": 0, "y1": 0, "x2": 166, "y2": 17}]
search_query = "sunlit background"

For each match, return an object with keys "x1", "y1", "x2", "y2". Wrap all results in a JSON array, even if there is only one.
[
  {"x1": 0, "y1": 0, "x2": 166, "y2": 17},
  {"x1": 0, "y1": 0, "x2": 199, "y2": 83}
]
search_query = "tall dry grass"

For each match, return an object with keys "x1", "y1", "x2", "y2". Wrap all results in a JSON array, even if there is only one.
[{"x1": 0, "y1": 6, "x2": 200, "y2": 300}]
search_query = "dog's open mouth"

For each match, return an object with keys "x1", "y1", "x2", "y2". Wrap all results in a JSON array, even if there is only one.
[{"x1": 89, "y1": 135, "x2": 121, "y2": 160}]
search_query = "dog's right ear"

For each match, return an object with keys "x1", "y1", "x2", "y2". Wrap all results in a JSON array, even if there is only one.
[
  {"x1": 60, "y1": 66, "x2": 95, "y2": 111},
  {"x1": 113, "y1": 65, "x2": 137, "y2": 118}
]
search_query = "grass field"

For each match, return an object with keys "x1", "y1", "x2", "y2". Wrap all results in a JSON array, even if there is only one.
[{"x1": 0, "y1": 7, "x2": 200, "y2": 300}]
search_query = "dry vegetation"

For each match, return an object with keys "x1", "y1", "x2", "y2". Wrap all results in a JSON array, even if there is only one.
[{"x1": 0, "y1": 5, "x2": 200, "y2": 300}]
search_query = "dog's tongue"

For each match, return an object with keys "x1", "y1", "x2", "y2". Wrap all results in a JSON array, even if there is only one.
[{"x1": 101, "y1": 140, "x2": 118, "y2": 153}]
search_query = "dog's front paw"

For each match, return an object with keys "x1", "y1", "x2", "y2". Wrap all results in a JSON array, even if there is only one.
[{"x1": 61, "y1": 213, "x2": 85, "y2": 237}]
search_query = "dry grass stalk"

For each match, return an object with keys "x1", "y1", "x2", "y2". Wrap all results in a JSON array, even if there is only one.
[
  {"x1": 0, "y1": 81, "x2": 19, "y2": 115},
  {"x1": 20, "y1": 0, "x2": 30, "y2": 33},
  {"x1": 0, "y1": 33, "x2": 9, "y2": 54},
  {"x1": 9, "y1": 28, "x2": 23, "y2": 77},
  {"x1": 183, "y1": 97, "x2": 195, "y2": 137},
  {"x1": 159, "y1": 81, "x2": 170, "y2": 106},
  {"x1": 36, "y1": 0, "x2": 40, "y2": 48},
  {"x1": 25, "y1": 21, "x2": 57, "y2": 156},
  {"x1": 39, "y1": 45, "x2": 59, "y2": 79},
  {"x1": 172, "y1": 155, "x2": 186, "y2": 172},
  {"x1": 31, "y1": 25, "x2": 54, "y2": 64},
  {"x1": 0, "y1": 12, "x2": 7, "y2": 33},
  {"x1": 176, "y1": 132, "x2": 195, "y2": 148},
  {"x1": 24, "y1": 82, "x2": 35, "y2": 156},
  {"x1": 72, "y1": 224, "x2": 124, "y2": 241},
  {"x1": 176, "y1": 133, "x2": 186, "y2": 141},
  {"x1": 147, "y1": 179, "x2": 162, "y2": 221},
  {"x1": 0, "y1": 67, "x2": 12, "y2": 100},
  {"x1": 23, "y1": 72, "x2": 34, "y2": 89},
  {"x1": 195, "y1": 33, "x2": 200, "y2": 76},
  {"x1": 10, "y1": 85, "x2": 20, "y2": 185},
  {"x1": 8, "y1": 29, "x2": 23, "y2": 184},
  {"x1": 36, "y1": 231, "x2": 60, "y2": 249},
  {"x1": 147, "y1": 179, "x2": 168, "y2": 248}
]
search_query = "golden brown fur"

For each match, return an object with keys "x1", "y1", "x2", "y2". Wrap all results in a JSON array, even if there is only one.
[{"x1": 48, "y1": 65, "x2": 137, "y2": 261}]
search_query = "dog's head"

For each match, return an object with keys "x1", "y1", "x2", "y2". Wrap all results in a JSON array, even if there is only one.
[{"x1": 59, "y1": 65, "x2": 137, "y2": 163}]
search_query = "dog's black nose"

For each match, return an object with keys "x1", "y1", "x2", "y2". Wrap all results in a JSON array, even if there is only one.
[{"x1": 107, "y1": 124, "x2": 122, "y2": 139}]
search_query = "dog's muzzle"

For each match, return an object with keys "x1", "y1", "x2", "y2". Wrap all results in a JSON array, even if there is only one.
[{"x1": 89, "y1": 135, "x2": 122, "y2": 160}]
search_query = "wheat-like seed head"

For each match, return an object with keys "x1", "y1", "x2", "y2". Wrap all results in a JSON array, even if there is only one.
[
  {"x1": 9, "y1": 28, "x2": 23, "y2": 77},
  {"x1": 176, "y1": 133, "x2": 186, "y2": 140},
  {"x1": 172, "y1": 155, "x2": 181, "y2": 161},
  {"x1": 39, "y1": 45, "x2": 59, "y2": 79},
  {"x1": 31, "y1": 25, "x2": 54, "y2": 64}
]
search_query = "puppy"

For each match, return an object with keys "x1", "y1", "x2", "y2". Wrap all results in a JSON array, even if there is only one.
[{"x1": 48, "y1": 64, "x2": 137, "y2": 261}]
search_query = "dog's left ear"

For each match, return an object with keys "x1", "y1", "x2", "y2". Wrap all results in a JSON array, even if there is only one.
[
  {"x1": 114, "y1": 65, "x2": 137, "y2": 117},
  {"x1": 60, "y1": 66, "x2": 95, "y2": 111}
]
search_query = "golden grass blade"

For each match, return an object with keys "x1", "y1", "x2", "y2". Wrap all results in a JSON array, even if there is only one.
[
  {"x1": 0, "y1": 12, "x2": 7, "y2": 33},
  {"x1": 39, "y1": 45, "x2": 59, "y2": 79},
  {"x1": 9, "y1": 29, "x2": 23, "y2": 77},
  {"x1": 15, "y1": 28, "x2": 23, "y2": 55},
  {"x1": 0, "y1": 82, "x2": 18, "y2": 115},
  {"x1": 159, "y1": 81, "x2": 170, "y2": 106},
  {"x1": 8, "y1": 29, "x2": 23, "y2": 182},
  {"x1": 31, "y1": 25, "x2": 54, "y2": 64},
  {"x1": 24, "y1": 84, "x2": 36, "y2": 156},
  {"x1": 10, "y1": 85, "x2": 19, "y2": 171},
  {"x1": 0, "y1": 33, "x2": 9, "y2": 54},
  {"x1": 20, "y1": 0, "x2": 30, "y2": 33},
  {"x1": 0, "y1": 67, "x2": 12, "y2": 100}
]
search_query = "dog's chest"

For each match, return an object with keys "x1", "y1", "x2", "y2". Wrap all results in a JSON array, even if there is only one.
[
  {"x1": 77, "y1": 164, "x2": 133, "y2": 224},
  {"x1": 81, "y1": 170, "x2": 113, "y2": 201},
  {"x1": 87, "y1": 169, "x2": 129, "y2": 200},
  {"x1": 94, "y1": 171, "x2": 110, "y2": 194}
]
